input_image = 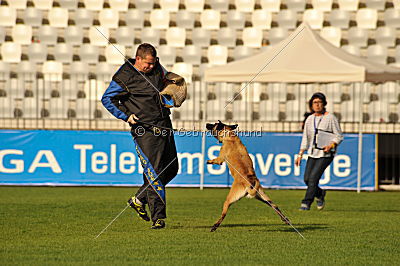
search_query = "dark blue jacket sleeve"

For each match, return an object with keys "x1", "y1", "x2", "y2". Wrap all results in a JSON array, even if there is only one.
[{"x1": 101, "y1": 80, "x2": 130, "y2": 121}]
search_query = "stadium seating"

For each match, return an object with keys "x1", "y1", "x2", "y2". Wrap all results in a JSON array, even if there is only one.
[
  {"x1": 84, "y1": 0, "x2": 104, "y2": 11},
  {"x1": 33, "y1": 0, "x2": 54, "y2": 10},
  {"x1": 0, "y1": 7, "x2": 16, "y2": 27},
  {"x1": 109, "y1": 0, "x2": 129, "y2": 11},
  {"x1": 217, "y1": 28, "x2": 237, "y2": 47},
  {"x1": 7, "y1": 0, "x2": 27, "y2": 9},
  {"x1": 328, "y1": 9, "x2": 350, "y2": 29},
  {"x1": 251, "y1": 10, "x2": 272, "y2": 29},
  {"x1": 235, "y1": 0, "x2": 255, "y2": 12},
  {"x1": 312, "y1": 0, "x2": 333, "y2": 11},
  {"x1": 12, "y1": 25, "x2": 32, "y2": 45},
  {"x1": 23, "y1": 8, "x2": 43, "y2": 27},
  {"x1": 356, "y1": 8, "x2": 378, "y2": 29},
  {"x1": 125, "y1": 9, "x2": 145, "y2": 28},
  {"x1": 242, "y1": 28, "x2": 263, "y2": 48},
  {"x1": 260, "y1": 0, "x2": 281, "y2": 12},
  {"x1": 1, "y1": 42, "x2": 21, "y2": 63},
  {"x1": 320, "y1": 27, "x2": 342, "y2": 47},
  {"x1": 48, "y1": 7, "x2": 69, "y2": 28},
  {"x1": 176, "y1": 10, "x2": 195, "y2": 29},
  {"x1": 207, "y1": 45, "x2": 228, "y2": 66},
  {"x1": 64, "y1": 26, "x2": 84, "y2": 45},
  {"x1": 115, "y1": 27, "x2": 135, "y2": 46},
  {"x1": 200, "y1": 10, "x2": 221, "y2": 30},
  {"x1": 150, "y1": 9, "x2": 170, "y2": 29},
  {"x1": 166, "y1": 27, "x2": 186, "y2": 47},
  {"x1": 158, "y1": 45, "x2": 176, "y2": 65}
]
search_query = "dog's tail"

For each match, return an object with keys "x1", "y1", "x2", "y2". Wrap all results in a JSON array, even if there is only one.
[{"x1": 246, "y1": 177, "x2": 260, "y2": 198}]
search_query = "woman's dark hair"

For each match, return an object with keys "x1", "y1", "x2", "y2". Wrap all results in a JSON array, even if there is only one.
[
  {"x1": 308, "y1": 92, "x2": 327, "y2": 112},
  {"x1": 136, "y1": 43, "x2": 157, "y2": 58}
]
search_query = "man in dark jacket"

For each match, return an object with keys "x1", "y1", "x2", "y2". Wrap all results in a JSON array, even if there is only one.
[{"x1": 101, "y1": 43, "x2": 179, "y2": 229}]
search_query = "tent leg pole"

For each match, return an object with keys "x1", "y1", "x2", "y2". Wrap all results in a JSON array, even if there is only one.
[
  {"x1": 357, "y1": 82, "x2": 364, "y2": 193},
  {"x1": 200, "y1": 81, "x2": 207, "y2": 190}
]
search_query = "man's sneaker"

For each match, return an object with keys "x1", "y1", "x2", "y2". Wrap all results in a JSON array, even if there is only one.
[
  {"x1": 127, "y1": 196, "x2": 150, "y2": 221},
  {"x1": 316, "y1": 198, "x2": 325, "y2": 210},
  {"x1": 299, "y1": 203, "x2": 310, "y2": 211},
  {"x1": 151, "y1": 219, "x2": 165, "y2": 229},
  {"x1": 316, "y1": 190, "x2": 326, "y2": 210}
]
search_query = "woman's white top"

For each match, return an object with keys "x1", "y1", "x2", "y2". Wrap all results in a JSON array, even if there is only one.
[{"x1": 300, "y1": 112, "x2": 344, "y2": 158}]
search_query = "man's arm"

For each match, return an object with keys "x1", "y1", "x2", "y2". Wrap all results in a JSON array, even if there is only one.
[{"x1": 101, "y1": 80, "x2": 132, "y2": 121}]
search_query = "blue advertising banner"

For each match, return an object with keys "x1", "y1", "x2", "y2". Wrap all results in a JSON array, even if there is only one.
[{"x1": 0, "y1": 130, "x2": 376, "y2": 190}]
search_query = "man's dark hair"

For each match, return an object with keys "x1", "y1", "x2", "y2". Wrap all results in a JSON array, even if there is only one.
[{"x1": 136, "y1": 43, "x2": 157, "y2": 58}]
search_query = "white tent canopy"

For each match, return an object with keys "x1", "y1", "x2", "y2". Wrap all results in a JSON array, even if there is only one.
[{"x1": 204, "y1": 23, "x2": 400, "y2": 83}]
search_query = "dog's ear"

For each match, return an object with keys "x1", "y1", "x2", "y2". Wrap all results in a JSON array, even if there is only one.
[
  {"x1": 206, "y1": 123, "x2": 215, "y2": 130},
  {"x1": 228, "y1": 124, "x2": 238, "y2": 130}
]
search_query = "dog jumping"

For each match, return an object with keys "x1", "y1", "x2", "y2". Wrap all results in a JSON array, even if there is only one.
[{"x1": 206, "y1": 121, "x2": 291, "y2": 232}]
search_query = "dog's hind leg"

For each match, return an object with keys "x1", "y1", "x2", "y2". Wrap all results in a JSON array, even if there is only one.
[
  {"x1": 255, "y1": 189, "x2": 291, "y2": 225},
  {"x1": 210, "y1": 183, "x2": 247, "y2": 232}
]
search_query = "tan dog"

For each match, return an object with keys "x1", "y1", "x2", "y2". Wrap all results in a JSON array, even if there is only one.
[{"x1": 206, "y1": 121, "x2": 290, "y2": 232}]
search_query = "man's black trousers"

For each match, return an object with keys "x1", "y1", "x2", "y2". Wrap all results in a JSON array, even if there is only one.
[{"x1": 131, "y1": 119, "x2": 179, "y2": 222}]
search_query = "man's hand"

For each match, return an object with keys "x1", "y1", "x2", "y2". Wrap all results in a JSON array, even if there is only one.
[{"x1": 127, "y1": 114, "x2": 139, "y2": 124}]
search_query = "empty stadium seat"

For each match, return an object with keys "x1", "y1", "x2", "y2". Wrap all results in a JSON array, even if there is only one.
[
  {"x1": 268, "y1": 27, "x2": 288, "y2": 45},
  {"x1": 12, "y1": 25, "x2": 32, "y2": 45},
  {"x1": 59, "y1": 0, "x2": 78, "y2": 9},
  {"x1": 42, "y1": 60, "x2": 63, "y2": 81},
  {"x1": 312, "y1": 0, "x2": 333, "y2": 11},
  {"x1": 140, "y1": 28, "x2": 160, "y2": 45},
  {"x1": 182, "y1": 45, "x2": 202, "y2": 65},
  {"x1": 233, "y1": 46, "x2": 254, "y2": 60},
  {"x1": 207, "y1": 45, "x2": 228, "y2": 66},
  {"x1": 0, "y1": 28, "x2": 5, "y2": 43},
  {"x1": 149, "y1": 9, "x2": 170, "y2": 29},
  {"x1": 22, "y1": 98, "x2": 38, "y2": 118},
  {"x1": 1, "y1": 42, "x2": 21, "y2": 63},
  {"x1": 286, "y1": 0, "x2": 306, "y2": 11},
  {"x1": 395, "y1": 46, "x2": 400, "y2": 63},
  {"x1": 28, "y1": 43, "x2": 46, "y2": 62},
  {"x1": 303, "y1": 9, "x2": 324, "y2": 29},
  {"x1": 226, "y1": 11, "x2": 246, "y2": 29},
  {"x1": 48, "y1": 7, "x2": 69, "y2": 28},
  {"x1": 172, "y1": 63, "x2": 193, "y2": 84},
  {"x1": 320, "y1": 27, "x2": 341, "y2": 47},
  {"x1": 23, "y1": 8, "x2": 43, "y2": 27},
  {"x1": 210, "y1": 0, "x2": 229, "y2": 11},
  {"x1": 191, "y1": 28, "x2": 211, "y2": 47},
  {"x1": 384, "y1": 8, "x2": 400, "y2": 28},
  {"x1": 367, "y1": 44, "x2": 387, "y2": 65},
  {"x1": 33, "y1": 0, "x2": 53, "y2": 10},
  {"x1": 176, "y1": 10, "x2": 195, "y2": 29},
  {"x1": 251, "y1": 10, "x2": 272, "y2": 29},
  {"x1": 49, "y1": 98, "x2": 67, "y2": 118},
  {"x1": 184, "y1": 0, "x2": 204, "y2": 12},
  {"x1": 115, "y1": 26, "x2": 134, "y2": 46},
  {"x1": 375, "y1": 27, "x2": 396, "y2": 47},
  {"x1": 365, "y1": 0, "x2": 385, "y2": 10},
  {"x1": 84, "y1": 0, "x2": 104, "y2": 11},
  {"x1": 158, "y1": 45, "x2": 176, "y2": 65},
  {"x1": 74, "y1": 8, "x2": 93, "y2": 27},
  {"x1": 125, "y1": 9, "x2": 144, "y2": 28},
  {"x1": 328, "y1": 9, "x2": 350, "y2": 29},
  {"x1": 200, "y1": 10, "x2": 220, "y2": 30},
  {"x1": 356, "y1": 8, "x2": 378, "y2": 29},
  {"x1": 166, "y1": 27, "x2": 186, "y2": 47},
  {"x1": 394, "y1": 0, "x2": 400, "y2": 9},
  {"x1": 347, "y1": 27, "x2": 368, "y2": 47},
  {"x1": 0, "y1": 7, "x2": 16, "y2": 26},
  {"x1": 54, "y1": 43, "x2": 73, "y2": 63},
  {"x1": 99, "y1": 9, "x2": 119, "y2": 29},
  {"x1": 79, "y1": 44, "x2": 99, "y2": 63},
  {"x1": 105, "y1": 44, "x2": 126, "y2": 65},
  {"x1": 160, "y1": 0, "x2": 180, "y2": 12},
  {"x1": 260, "y1": 0, "x2": 281, "y2": 12},
  {"x1": 38, "y1": 25, "x2": 58, "y2": 44},
  {"x1": 217, "y1": 28, "x2": 236, "y2": 47},
  {"x1": 109, "y1": 0, "x2": 129, "y2": 11},
  {"x1": 135, "y1": 0, "x2": 155, "y2": 11},
  {"x1": 235, "y1": 0, "x2": 255, "y2": 12},
  {"x1": 8, "y1": 0, "x2": 27, "y2": 9},
  {"x1": 276, "y1": 10, "x2": 297, "y2": 29},
  {"x1": 341, "y1": 44, "x2": 361, "y2": 56},
  {"x1": 338, "y1": 0, "x2": 359, "y2": 11},
  {"x1": 88, "y1": 26, "x2": 110, "y2": 46},
  {"x1": 242, "y1": 28, "x2": 263, "y2": 48},
  {"x1": 64, "y1": 26, "x2": 83, "y2": 45}
]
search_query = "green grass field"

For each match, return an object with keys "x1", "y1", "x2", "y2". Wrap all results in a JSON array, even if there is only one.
[{"x1": 1, "y1": 187, "x2": 399, "y2": 265}]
